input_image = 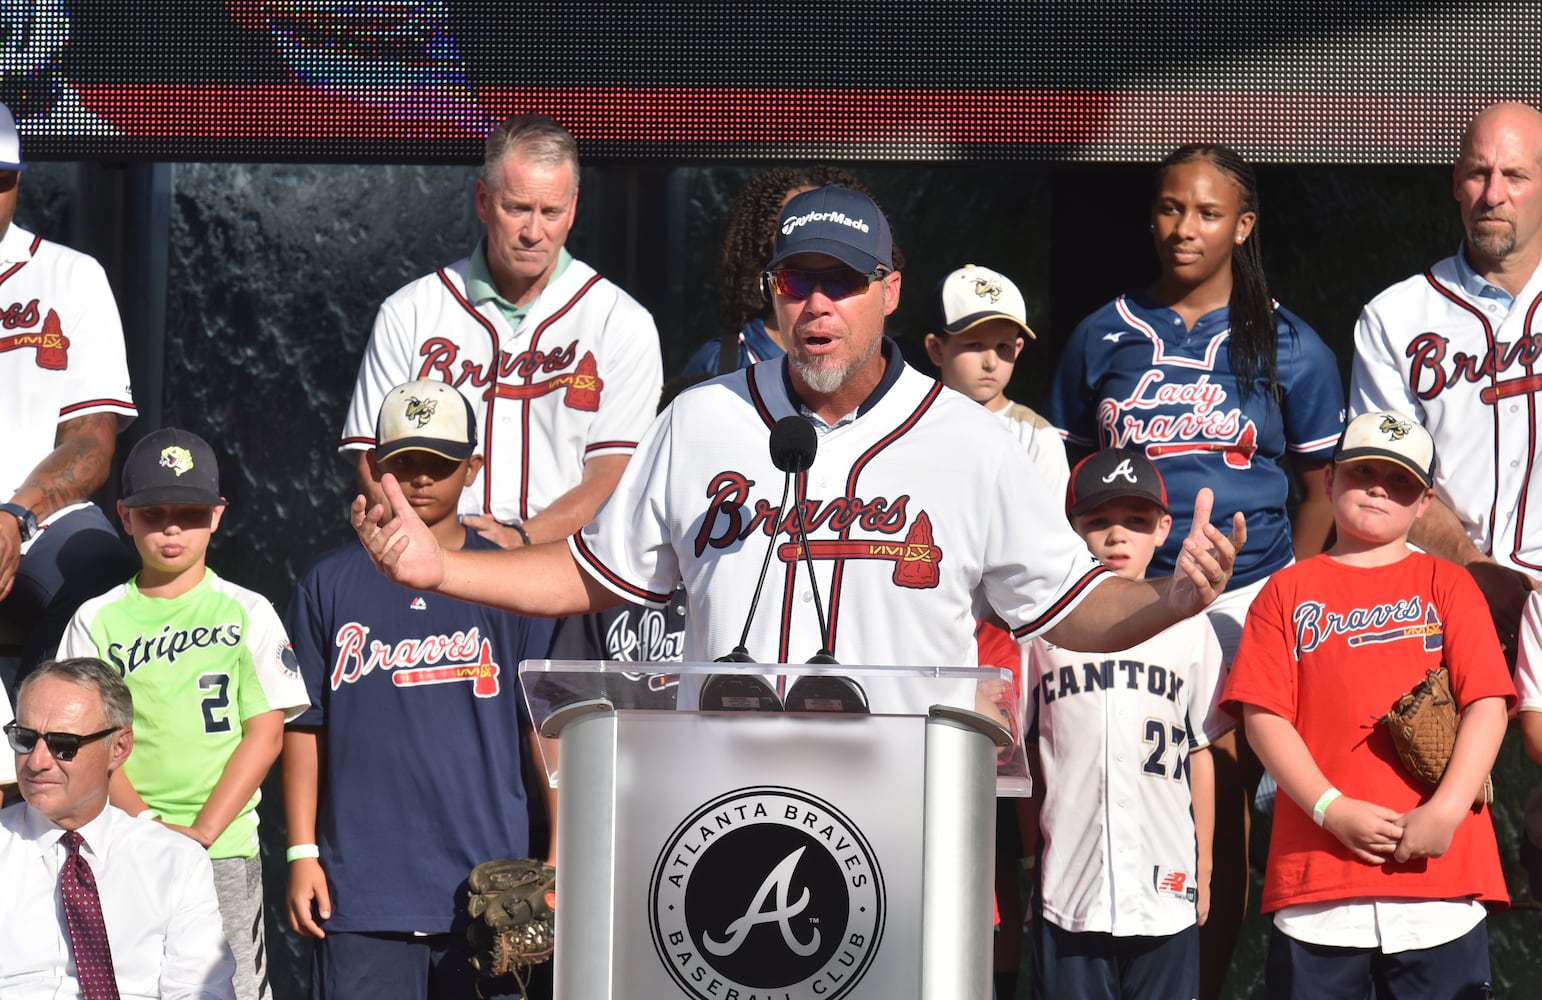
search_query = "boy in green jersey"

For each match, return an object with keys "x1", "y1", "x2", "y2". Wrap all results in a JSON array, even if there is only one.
[{"x1": 58, "y1": 428, "x2": 310, "y2": 1000}]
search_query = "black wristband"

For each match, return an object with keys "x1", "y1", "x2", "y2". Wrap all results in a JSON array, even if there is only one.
[{"x1": 512, "y1": 523, "x2": 531, "y2": 547}]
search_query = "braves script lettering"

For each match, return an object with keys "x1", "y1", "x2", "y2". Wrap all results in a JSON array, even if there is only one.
[
  {"x1": 416, "y1": 337, "x2": 578, "y2": 390},
  {"x1": 0, "y1": 299, "x2": 40, "y2": 330},
  {"x1": 330, "y1": 622, "x2": 486, "y2": 688},
  {"x1": 1098, "y1": 371, "x2": 1244, "y2": 446},
  {"x1": 1293, "y1": 596, "x2": 1425, "y2": 654},
  {"x1": 693, "y1": 471, "x2": 911, "y2": 556},
  {"x1": 1405, "y1": 331, "x2": 1542, "y2": 401}
]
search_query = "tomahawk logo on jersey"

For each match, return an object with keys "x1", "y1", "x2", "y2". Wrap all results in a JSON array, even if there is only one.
[
  {"x1": 574, "y1": 353, "x2": 1109, "y2": 668},
  {"x1": 339, "y1": 255, "x2": 662, "y2": 523}
]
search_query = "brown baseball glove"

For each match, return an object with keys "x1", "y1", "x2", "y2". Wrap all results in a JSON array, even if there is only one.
[
  {"x1": 1381, "y1": 666, "x2": 1492, "y2": 808},
  {"x1": 465, "y1": 857, "x2": 555, "y2": 996}
]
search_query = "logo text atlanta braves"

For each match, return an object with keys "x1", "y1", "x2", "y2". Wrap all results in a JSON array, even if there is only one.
[{"x1": 650, "y1": 787, "x2": 883, "y2": 1000}]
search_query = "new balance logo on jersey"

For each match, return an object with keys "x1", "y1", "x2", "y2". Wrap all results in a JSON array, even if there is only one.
[
  {"x1": 1102, "y1": 459, "x2": 1140, "y2": 485},
  {"x1": 106, "y1": 622, "x2": 243, "y2": 674},
  {"x1": 410, "y1": 597, "x2": 427, "y2": 610}
]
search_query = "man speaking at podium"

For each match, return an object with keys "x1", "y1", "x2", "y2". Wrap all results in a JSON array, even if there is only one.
[{"x1": 353, "y1": 185, "x2": 1245, "y2": 675}]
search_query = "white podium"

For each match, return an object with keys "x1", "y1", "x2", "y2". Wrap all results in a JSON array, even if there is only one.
[{"x1": 521, "y1": 660, "x2": 1022, "y2": 1000}]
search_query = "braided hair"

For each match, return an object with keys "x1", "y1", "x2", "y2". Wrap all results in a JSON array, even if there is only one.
[
  {"x1": 1155, "y1": 144, "x2": 1277, "y2": 402},
  {"x1": 718, "y1": 165, "x2": 890, "y2": 330}
]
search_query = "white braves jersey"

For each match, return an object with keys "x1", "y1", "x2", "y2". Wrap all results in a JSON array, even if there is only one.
[
  {"x1": 0, "y1": 224, "x2": 135, "y2": 497},
  {"x1": 340, "y1": 254, "x2": 662, "y2": 523},
  {"x1": 1352, "y1": 254, "x2": 1542, "y2": 575},
  {"x1": 1514, "y1": 591, "x2": 1542, "y2": 712},
  {"x1": 995, "y1": 400, "x2": 1070, "y2": 502},
  {"x1": 1026, "y1": 614, "x2": 1232, "y2": 937},
  {"x1": 572, "y1": 353, "x2": 1111, "y2": 667}
]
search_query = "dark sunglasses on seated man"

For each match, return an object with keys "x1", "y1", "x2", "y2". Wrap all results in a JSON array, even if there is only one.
[
  {"x1": 4, "y1": 721, "x2": 118, "y2": 761},
  {"x1": 764, "y1": 266, "x2": 887, "y2": 301}
]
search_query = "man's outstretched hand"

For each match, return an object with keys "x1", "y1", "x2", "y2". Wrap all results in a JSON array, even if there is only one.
[
  {"x1": 1169, "y1": 487, "x2": 1247, "y2": 615},
  {"x1": 351, "y1": 473, "x2": 445, "y2": 591}
]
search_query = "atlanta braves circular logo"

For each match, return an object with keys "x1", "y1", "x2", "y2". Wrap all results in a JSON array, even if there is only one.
[{"x1": 649, "y1": 786, "x2": 884, "y2": 1000}]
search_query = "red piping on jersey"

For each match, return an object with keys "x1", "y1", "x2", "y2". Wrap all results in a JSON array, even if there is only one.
[
  {"x1": 812, "y1": 380, "x2": 943, "y2": 657},
  {"x1": 1514, "y1": 292, "x2": 1542, "y2": 572},
  {"x1": 1423, "y1": 270, "x2": 1505, "y2": 562},
  {"x1": 515, "y1": 273, "x2": 605, "y2": 521},
  {"x1": 746, "y1": 364, "x2": 777, "y2": 429},
  {"x1": 584, "y1": 439, "x2": 637, "y2": 455},
  {"x1": 0, "y1": 234, "x2": 42, "y2": 286},
  {"x1": 572, "y1": 532, "x2": 673, "y2": 605},
  {"x1": 436, "y1": 269, "x2": 502, "y2": 515},
  {"x1": 1010, "y1": 564, "x2": 1112, "y2": 638},
  {"x1": 60, "y1": 398, "x2": 137, "y2": 417}
]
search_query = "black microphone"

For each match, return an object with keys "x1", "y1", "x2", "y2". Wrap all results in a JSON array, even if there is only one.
[
  {"x1": 778, "y1": 421, "x2": 836, "y2": 664},
  {"x1": 712, "y1": 416, "x2": 818, "y2": 664}
]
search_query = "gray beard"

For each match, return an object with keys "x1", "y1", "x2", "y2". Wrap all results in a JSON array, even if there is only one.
[
  {"x1": 1471, "y1": 228, "x2": 1517, "y2": 260},
  {"x1": 789, "y1": 335, "x2": 881, "y2": 396}
]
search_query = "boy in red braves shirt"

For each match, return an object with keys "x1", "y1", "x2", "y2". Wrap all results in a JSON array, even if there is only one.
[{"x1": 1222, "y1": 411, "x2": 1513, "y2": 999}]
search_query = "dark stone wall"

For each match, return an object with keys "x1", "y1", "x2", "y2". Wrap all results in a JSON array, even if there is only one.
[{"x1": 17, "y1": 160, "x2": 1537, "y2": 998}]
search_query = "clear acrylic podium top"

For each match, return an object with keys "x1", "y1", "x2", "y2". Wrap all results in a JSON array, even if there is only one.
[{"x1": 519, "y1": 659, "x2": 1031, "y2": 797}]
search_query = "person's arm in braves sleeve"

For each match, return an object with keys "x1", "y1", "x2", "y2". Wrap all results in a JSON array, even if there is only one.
[
  {"x1": 283, "y1": 727, "x2": 329, "y2": 937},
  {"x1": 0, "y1": 411, "x2": 118, "y2": 600},
  {"x1": 1392, "y1": 695, "x2": 1507, "y2": 862},
  {"x1": 462, "y1": 453, "x2": 631, "y2": 548},
  {"x1": 1043, "y1": 488, "x2": 1247, "y2": 652},
  {"x1": 1242, "y1": 705, "x2": 1404, "y2": 865}
]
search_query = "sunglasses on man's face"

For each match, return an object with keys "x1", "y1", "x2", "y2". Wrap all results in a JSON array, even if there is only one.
[
  {"x1": 764, "y1": 267, "x2": 885, "y2": 301},
  {"x1": 3, "y1": 722, "x2": 118, "y2": 761}
]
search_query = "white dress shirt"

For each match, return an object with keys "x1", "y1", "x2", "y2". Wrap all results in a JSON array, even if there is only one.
[{"x1": 0, "y1": 802, "x2": 236, "y2": 999}]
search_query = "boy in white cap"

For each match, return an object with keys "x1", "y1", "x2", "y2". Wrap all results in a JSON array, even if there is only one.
[
  {"x1": 58, "y1": 427, "x2": 310, "y2": 1000},
  {"x1": 925, "y1": 263, "x2": 1068, "y2": 498},
  {"x1": 284, "y1": 380, "x2": 554, "y2": 1000},
  {"x1": 1223, "y1": 411, "x2": 1513, "y2": 999}
]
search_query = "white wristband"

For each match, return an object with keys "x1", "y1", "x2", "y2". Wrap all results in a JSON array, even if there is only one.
[
  {"x1": 286, "y1": 843, "x2": 320, "y2": 863},
  {"x1": 1312, "y1": 787, "x2": 1342, "y2": 827}
]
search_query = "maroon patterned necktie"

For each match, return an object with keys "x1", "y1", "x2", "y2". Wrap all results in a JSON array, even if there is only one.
[{"x1": 59, "y1": 830, "x2": 121, "y2": 1000}]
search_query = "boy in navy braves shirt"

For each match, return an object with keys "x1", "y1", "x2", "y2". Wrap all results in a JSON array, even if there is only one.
[{"x1": 283, "y1": 380, "x2": 554, "y2": 999}]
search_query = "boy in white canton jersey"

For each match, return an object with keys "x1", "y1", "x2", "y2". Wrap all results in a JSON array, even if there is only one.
[
  {"x1": 58, "y1": 428, "x2": 310, "y2": 1000},
  {"x1": 1021, "y1": 448, "x2": 1232, "y2": 1000}
]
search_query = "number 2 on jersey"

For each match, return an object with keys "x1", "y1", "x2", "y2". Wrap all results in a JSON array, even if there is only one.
[
  {"x1": 199, "y1": 673, "x2": 233, "y2": 734},
  {"x1": 1141, "y1": 717, "x2": 1189, "y2": 781}
]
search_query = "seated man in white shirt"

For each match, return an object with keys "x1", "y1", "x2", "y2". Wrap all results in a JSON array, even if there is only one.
[{"x1": 0, "y1": 657, "x2": 236, "y2": 999}]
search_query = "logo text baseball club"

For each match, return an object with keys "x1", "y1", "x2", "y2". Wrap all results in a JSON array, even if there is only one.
[{"x1": 650, "y1": 787, "x2": 884, "y2": 1000}]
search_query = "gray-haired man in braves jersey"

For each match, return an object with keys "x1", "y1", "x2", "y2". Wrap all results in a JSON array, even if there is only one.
[
  {"x1": 0, "y1": 102, "x2": 139, "y2": 675},
  {"x1": 352, "y1": 186, "x2": 1245, "y2": 691},
  {"x1": 339, "y1": 114, "x2": 662, "y2": 550},
  {"x1": 1352, "y1": 102, "x2": 1542, "y2": 663}
]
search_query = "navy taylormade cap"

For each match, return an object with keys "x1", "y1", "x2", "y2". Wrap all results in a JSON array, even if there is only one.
[
  {"x1": 121, "y1": 428, "x2": 224, "y2": 508},
  {"x1": 769, "y1": 185, "x2": 894, "y2": 273}
]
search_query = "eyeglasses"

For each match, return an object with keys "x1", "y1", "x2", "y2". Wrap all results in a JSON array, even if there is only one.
[
  {"x1": 764, "y1": 267, "x2": 886, "y2": 301},
  {"x1": 3, "y1": 722, "x2": 118, "y2": 761}
]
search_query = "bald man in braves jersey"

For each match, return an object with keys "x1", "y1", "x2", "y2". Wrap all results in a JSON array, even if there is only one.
[
  {"x1": 1352, "y1": 102, "x2": 1542, "y2": 661},
  {"x1": 0, "y1": 101, "x2": 138, "y2": 671},
  {"x1": 352, "y1": 186, "x2": 1244, "y2": 701},
  {"x1": 339, "y1": 114, "x2": 661, "y2": 549}
]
